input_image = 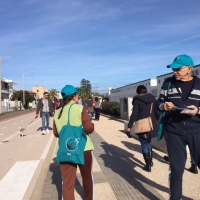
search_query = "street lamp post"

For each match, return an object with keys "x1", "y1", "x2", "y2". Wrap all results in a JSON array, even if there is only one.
[
  {"x1": 22, "y1": 73, "x2": 33, "y2": 109},
  {"x1": 0, "y1": 56, "x2": 15, "y2": 114}
]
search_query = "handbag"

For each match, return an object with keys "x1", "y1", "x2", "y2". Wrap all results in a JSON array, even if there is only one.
[
  {"x1": 134, "y1": 103, "x2": 153, "y2": 134},
  {"x1": 56, "y1": 104, "x2": 87, "y2": 165},
  {"x1": 157, "y1": 80, "x2": 172, "y2": 141}
]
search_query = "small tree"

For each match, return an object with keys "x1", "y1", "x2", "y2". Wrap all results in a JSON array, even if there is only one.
[
  {"x1": 77, "y1": 79, "x2": 92, "y2": 99},
  {"x1": 48, "y1": 89, "x2": 59, "y2": 99},
  {"x1": 10, "y1": 90, "x2": 35, "y2": 102},
  {"x1": 11, "y1": 90, "x2": 35, "y2": 110}
]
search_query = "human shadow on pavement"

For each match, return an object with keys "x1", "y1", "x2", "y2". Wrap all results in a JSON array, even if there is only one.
[
  {"x1": 99, "y1": 142, "x2": 192, "y2": 200},
  {"x1": 121, "y1": 140, "x2": 168, "y2": 165},
  {"x1": 49, "y1": 159, "x2": 62, "y2": 200},
  {"x1": 49, "y1": 158, "x2": 84, "y2": 200}
]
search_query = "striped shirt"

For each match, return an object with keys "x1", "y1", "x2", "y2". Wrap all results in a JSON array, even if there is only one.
[{"x1": 157, "y1": 75, "x2": 200, "y2": 135}]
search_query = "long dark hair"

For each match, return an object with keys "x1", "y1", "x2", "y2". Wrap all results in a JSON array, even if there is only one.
[
  {"x1": 136, "y1": 85, "x2": 147, "y2": 94},
  {"x1": 58, "y1": 94, "x2": 75, "y2": 119}
]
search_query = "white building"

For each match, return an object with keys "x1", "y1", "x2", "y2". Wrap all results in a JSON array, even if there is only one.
[
  {"x1": 1, "y1": 78, "x2": 17, "y2": 101},
  {"x1": 1, "y1": 78, "x2": 18, "y2": 112},
  {"x1": 109, "y1": 64, "x2": 200, "y2": 102},
  {"x1": 109, "y1": 79, "x2": 157, "y2": 102}
]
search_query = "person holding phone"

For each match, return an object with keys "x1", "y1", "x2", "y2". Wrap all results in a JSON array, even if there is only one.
[{"x1": 157, "y1": 55, "x2": 200, "y2": 200}]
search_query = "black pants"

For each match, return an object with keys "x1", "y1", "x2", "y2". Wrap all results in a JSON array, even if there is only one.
[
  {"x1": 164, "y1": 132, "x2": 200, "y2": 200},
  {"x1": 94, "y1": 108, "x2": 100, "y2": 120}
]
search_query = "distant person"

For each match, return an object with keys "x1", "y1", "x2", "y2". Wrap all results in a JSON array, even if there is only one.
[
  {"x1": 29, "y1": 102, "x2": 33, "y2": 111},
  {"x1": 53, "y1": 85, "x2": 94, "y2": 200},
  {"x1": 163, "y1": 152, "x2": 198, "y2": 174},
  {"x1": 51, "y1": 97, "x2": 56, "y2": 108},
  {"x1": 55, "y1": 99, "x2": 61, "y2": 110},
  {"x1": 156, "y1": 54, "x2": 200, "y2": 199},
  {"x1": 94, "y1": 97, "x2": 101, "y2": 121},
  {"x1": 35, "y1": 92, "x2": 55, "y2": 135},
  {"x1": 78, "y1": 94, "x2": 87, "y2": 107},
  {"x1": 126, "y1": 85, "x2": 160, "y2": 172},
  {"x1": 86, "y1": 97, "x2": 94, "y2": 120}
]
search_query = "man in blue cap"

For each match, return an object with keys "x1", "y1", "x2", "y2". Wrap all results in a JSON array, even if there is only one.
[{"x1": 157, "y1": 55, "x2": 200, "y2": 200}]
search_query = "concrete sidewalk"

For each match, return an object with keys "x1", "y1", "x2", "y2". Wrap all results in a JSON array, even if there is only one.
[{"x1": 33, "y1": 115, "x2": 200, "y2": 200}]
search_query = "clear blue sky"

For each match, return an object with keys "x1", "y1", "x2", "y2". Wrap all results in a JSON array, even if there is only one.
[{"x1": 1, "y1": 0, "x2": 200, "y2": 94}]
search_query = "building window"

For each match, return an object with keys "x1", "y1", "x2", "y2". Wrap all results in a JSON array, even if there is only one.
[
  {"x1": 37, "y1": 90, "x2": 39, "y2": 92},
  {"x1": 158, "y1": 80, "x2": 160, "y2": 84},
  {"x1": 195, "y1": 70, "x2": 199, "y2": 75},
  {"x1": 4, "y1": 83, "x2": 8, "y2": 89}
]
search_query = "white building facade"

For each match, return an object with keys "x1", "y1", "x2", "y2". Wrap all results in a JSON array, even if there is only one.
[
  {"x1": 109, "y1": 64, "x2": 200, "y2": 102},
  {"x1": 1, "y1": 78, "x2": 18, "y2": 112},
  {"x1": 109, "y1": 79, "x2": 157, "y2": 102}
]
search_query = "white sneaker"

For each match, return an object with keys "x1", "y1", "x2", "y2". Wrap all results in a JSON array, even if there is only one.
[
  {"x1": 42, "y1": 130, "x2": 46, "y2": 135},
  {"x1": 46, "y1": 129, "x2": 49, "y2": 134}
]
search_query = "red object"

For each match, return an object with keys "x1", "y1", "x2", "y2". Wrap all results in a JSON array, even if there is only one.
[{"x1": 35, "y1": 115, "x2": 38, "y2": 118}]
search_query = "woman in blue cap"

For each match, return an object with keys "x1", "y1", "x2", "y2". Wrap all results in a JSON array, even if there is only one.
[{"x1": 53, "y1": 85, "x2": 94, "y2": 200}]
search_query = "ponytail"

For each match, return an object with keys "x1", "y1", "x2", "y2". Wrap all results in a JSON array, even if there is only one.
[{"x1": 58, "y1": 95, "x2": 75, "y2": 119}]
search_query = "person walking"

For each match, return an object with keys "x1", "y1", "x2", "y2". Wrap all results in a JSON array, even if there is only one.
[
  {"x1": 94, "y1": 97, "x2": 101, "y2": 121},
  {"x1": 157, "y1": 54, "x2": 200, "y2": 200},
  {"x1": 86, "y1": 97, "x2": 94, "y2": 120},
  {"x1": 55, "y1": 99, "x2": 61, "y2": 110},
  {"x1": 35, "y1": 92, "x2": 54, "y2": 135},
  {"x1": 29, "y1": 102, "x2": 33, "y2": 111},
  {"x1": 126, "y1": 85, "x2": 160, "y2": 172},
  {"x1": 78, "y1": 94, "x2": 87, "y2": 107},
  {"x1": 53, "y1": 85, "x2": 94, "y2": 200}
]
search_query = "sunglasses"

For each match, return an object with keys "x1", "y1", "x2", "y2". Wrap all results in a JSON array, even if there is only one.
[{"x1": 172, "y1": 66, "x2": 188, "y2": 72}]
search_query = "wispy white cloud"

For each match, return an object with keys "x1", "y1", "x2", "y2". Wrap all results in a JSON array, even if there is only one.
[{"x1": 1, "y1": 0, "x2": 200, "y2": 93}]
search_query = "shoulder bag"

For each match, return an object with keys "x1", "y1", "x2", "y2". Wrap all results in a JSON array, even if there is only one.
[
  {"x1": 56, "y1": 104, "x2": 87, "y2": 165},
  {"x1": 134, "y1": 103, "x2": 153, "y2": 134}
]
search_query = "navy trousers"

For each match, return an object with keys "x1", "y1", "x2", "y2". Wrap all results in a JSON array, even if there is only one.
[{"x1": 164, "y1": 131, "x2": 200, "y2": 200}]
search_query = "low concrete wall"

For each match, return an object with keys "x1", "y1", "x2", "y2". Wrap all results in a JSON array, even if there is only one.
[{"x1": 124, "y1": 121, "x2": 167, "y2": 154}]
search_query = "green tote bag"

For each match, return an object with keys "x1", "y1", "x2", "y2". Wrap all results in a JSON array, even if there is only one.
[
  {"x1": 157, "y1": 81, "x2": 172, "y2": 141},
  {"x1": 56, "y1": 104, "x2": 87, "y2": 165}
]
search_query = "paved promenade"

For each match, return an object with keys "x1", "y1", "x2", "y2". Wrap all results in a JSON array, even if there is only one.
[{"x1": 32, "y1": 115, "x2": 200, "y2": 200}]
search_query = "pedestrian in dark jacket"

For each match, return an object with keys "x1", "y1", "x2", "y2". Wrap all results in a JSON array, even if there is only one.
[
  {"x1": 126, "y1": 85, "x2": 160, "y2": 172},
  {"x1": 156, "y1": 54, "x2": 200, "y2": 200}
]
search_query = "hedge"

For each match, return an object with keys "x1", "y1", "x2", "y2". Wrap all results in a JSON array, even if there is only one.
[{"x1": 101, "y1": 101, "x2": 120, "y2": 116}]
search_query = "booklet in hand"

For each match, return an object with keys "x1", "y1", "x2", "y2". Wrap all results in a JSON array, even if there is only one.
[{"x1": 174, "y1": 106, "x2": 195, "y2": 113}]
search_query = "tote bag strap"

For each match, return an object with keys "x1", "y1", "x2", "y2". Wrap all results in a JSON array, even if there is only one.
[{"x1": 67, "y1": 103, "x2": 76, "y2": 125}]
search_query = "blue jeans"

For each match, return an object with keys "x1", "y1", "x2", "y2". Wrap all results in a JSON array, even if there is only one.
[
  {"x1": 42, "y1": 112, "x2": 50, "y2": 130},
  {"x1": 138, "y1": 135, "x2": 152, "y2": 154},
  {"x1": 191, "y1": 154, "x2": 196, "y2": 165},
  {"x1": 88, "y1": 113, "x2": 92, "y2": 120}
]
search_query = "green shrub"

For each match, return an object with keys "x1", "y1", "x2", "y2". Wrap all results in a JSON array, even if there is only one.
[{"x1": 101, "y1": 102, "x2": 120, "y2": 116}]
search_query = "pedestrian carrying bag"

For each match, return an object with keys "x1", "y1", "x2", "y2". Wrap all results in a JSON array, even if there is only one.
[
  {"x1": 157, "y1": 81, "x2": 172, "y2": 141},
  {"x1": 56, "y1": 104, "x2": 87, "y2": 165},
  {"x1": 134, "y1": 103, "x2": 153, "y2": 134}
]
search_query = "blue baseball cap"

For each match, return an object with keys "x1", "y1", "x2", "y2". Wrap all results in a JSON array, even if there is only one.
[
  {"x1": 167, "y1": 54, "x2": 194, "y2": 69},
  {"x1": 61, "y1": 85, "x2": 81, "y2": 98}
]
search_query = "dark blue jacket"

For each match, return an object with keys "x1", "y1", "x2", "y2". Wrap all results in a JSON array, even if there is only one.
[{"x1": 156, "y1": 76, "x2": 200, "y2": 135}]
